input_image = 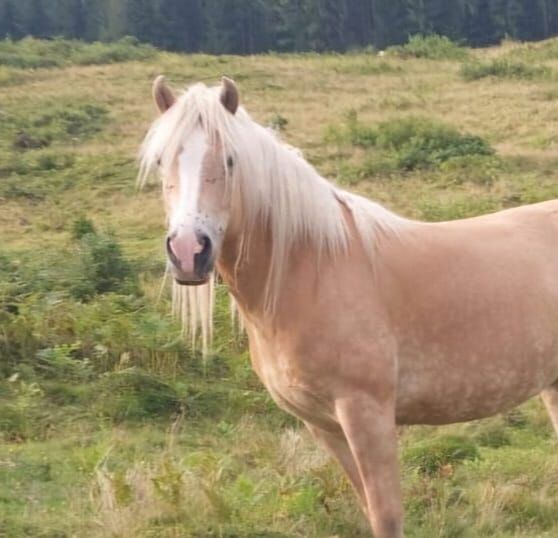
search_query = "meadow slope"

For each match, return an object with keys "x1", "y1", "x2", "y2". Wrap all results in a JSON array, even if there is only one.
[{"x1": 1, "y1": 37, "x2": 558, "y2": 537}]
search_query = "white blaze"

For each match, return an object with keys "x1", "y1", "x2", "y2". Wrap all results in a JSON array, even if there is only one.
[{"x1": 170, "y1": 126, "x2": 208, "y2": 232}]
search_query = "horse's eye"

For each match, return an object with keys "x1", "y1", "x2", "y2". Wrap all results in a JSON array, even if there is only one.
[{"x1": 226, "y1": 156, "x2": 234, "y2": 169}]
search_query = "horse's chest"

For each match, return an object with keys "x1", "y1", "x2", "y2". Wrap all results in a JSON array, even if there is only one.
[{"x1": 249, "y1": 341, "x2": 335, "y2": 428}]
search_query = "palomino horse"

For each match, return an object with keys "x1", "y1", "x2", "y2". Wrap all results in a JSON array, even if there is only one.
[{"x1": 140, "y1": 76, "x2": 558, "y2": 538}]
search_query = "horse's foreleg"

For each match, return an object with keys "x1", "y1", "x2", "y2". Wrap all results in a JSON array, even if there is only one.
[
  {"x1": 335, "y1": 396, "x2": 404, "y2": 538},
  {"x1": 541, "y1": 381, "x2": 558, "y2": 435},
  {"x1": 305, "y1": 422, "x2": 368, "y2": 516}
]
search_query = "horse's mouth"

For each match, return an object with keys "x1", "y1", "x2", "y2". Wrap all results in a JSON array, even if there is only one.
[
  {"x1": 168, "y1": 259, "x2": 212, "y2": 286},
  {"x1": 174, "y1": 277, "x2": 209, "y2": 286}
]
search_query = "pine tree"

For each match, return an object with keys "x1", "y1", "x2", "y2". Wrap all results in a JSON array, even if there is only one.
[
  {"x1": 126, "y1": 0, "x2": 156, "y2": 44},
  {"x1": 517, "y1": 0, "x2": 549, "y2": 41},
  {"x1": 27, "y1": 0, "x2": 51, "y2": 38},
  {"x1": 308, "y1": 0, "x2": 347, "y2": 51},
  {"x1": 487, "y1": 0, "x2": 522, "y2": 41},
  {"x1": 274, "y1": 0, "x2": 311, "y2": 51},
  {"x1": 344, "y1": 0, "x2": 374, "y2": 48},
  {"x1": 4, "y1": 0, "x2": 558, "y2": 55},
  {"x1": 157, "y1": 0, "x2": 204, "y2": 52},
  {"x1": 371, "y1": 0, "x2": 409, "y2": 49},
  {"x1": 464, "y1": 0, "x2": 498, "y2": 46},
  {"x1": 427, "y1": 0, "x2": 467, "y2": 40},
  {"x1": 100, "y1": 0, "x2": 125, "y2": 40},
  {"x1": 202, "y1": 0, "x2": 234, "y2": 53},
  {"x1": 405, "y1": 0, "x2": 432, "y2": 36},
  {"x1": 0, "y1": 0, "x2": 22, "y2": 38},
  {"x1": 202, "y1": 0, "x2": 255, "y2": 54},
  {"x1": 68, "y1": 0, "x2": 87, "y2": 39}
]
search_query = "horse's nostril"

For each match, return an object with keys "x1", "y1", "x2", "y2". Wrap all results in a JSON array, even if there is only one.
[
  {"x1": 194, "y1": 233, "x2": 213, "y2": 277},
  {"x1": 166, "y1": 235, "x2": 180, "y2": 268},
  {"x1": 166, "y1": 235, "x2": 177, "y2": 256},
  {"x1": 197, "y1": 233, "x2": 212, "y2": 254}
]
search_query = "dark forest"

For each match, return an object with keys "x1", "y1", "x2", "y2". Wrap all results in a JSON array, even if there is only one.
[{"x1": 1, "y1": 1, "x2": 558, "y2": 54}]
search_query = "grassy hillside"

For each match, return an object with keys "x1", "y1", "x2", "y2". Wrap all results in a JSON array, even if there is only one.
[{"x1": 1, "y1": 36, "x2": 557, "y2": 537}]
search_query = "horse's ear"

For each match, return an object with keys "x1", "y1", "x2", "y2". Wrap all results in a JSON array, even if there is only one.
[
  {"x1": 220, "y1": 76, "x2": 239, "y2": 115},
  {"x1": 152, "y1": 75, "x2": 176, "y2": 113}
]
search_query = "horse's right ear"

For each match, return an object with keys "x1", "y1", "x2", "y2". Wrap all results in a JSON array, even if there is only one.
[{"x1": 152, "y1": 75, "x2": 176, "y2": 113}]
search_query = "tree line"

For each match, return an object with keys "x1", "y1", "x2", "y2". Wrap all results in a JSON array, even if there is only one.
[{"x1": 1, "y1": 0, "x2": 558, "y2": 54}]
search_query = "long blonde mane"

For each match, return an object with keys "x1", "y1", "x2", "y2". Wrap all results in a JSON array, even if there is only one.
[{"x1": 139, "y1": 82, "x2": 405, "y2": 353}]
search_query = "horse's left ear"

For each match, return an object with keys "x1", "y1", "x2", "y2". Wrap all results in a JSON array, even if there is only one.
[
  {"x1": 220, "y1": 76, "x2": 239, "y2": 115},
  {"x1": 152, "y1": 75, "x2": 176, "y2": 113}
]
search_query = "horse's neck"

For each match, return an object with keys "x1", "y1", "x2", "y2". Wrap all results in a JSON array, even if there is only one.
[{"x1": 217, "y1": 219, "x2": 275, "y2": 320}]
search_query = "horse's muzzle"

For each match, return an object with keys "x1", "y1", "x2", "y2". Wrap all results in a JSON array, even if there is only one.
[{"x1": 166, "y1": 231, "x2": 213, "y2": 285}]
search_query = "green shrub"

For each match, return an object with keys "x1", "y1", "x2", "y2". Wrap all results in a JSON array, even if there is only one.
[
  {"x1": 403, "y1": 435, "x2": 480, "y2": 476},
  {"x1": 183, "y1": 386, "x2": 231, "y2": 420},
  {"x1": 343, "y1": 109, "x2": 378, "y2": 147},
  {"x1": 0, "y1": 251, "x2": 26, "y2": 302},
  {"x1": 40, "y1": 380, "x2": 93, "y2": 407},
  {"x1": 72, "y1": 36, "x2": 156, "y2": 65},
  {"x1": 71, "y1": 216, "x2": 96, "y2": 240},
  {"x1": 472, "y1": 423, "x2": 511, "y2": 448},
  {"x1": 72, "y1": 230, "x2": 137, "y2": 299},
  {"x1": 437, "y1": 154, "x2": 503, "y2": 186},
  {"x1": 0, "y1": 285, "x2": 40, "y2": 374},
  {"x1": 24, "y1": 225, "x2": 138, "y2": 300},
  {"x1": 461, "y1": 59, "x2": 551, "y2": 81},
  {"x1": 1, "y1": 289, "x2": 187, "y2": 376},
  {"x1": 0, "y1": 227, "x2": 137, "y2": 302},
  {"x1": 0, "y1": 378, "x2": 45, "y2": 441},
  {"x1": 0, "y1": 36, "x2": 156, "y2": 69},
  {"x1": 387, "y1": 34, "x2": 468, "y2": 60},
  {"x1": 0, "y1": 150, "x2": 74, "y2": 180},
  {"x1": 325, "y1": 109, "x2": 377, "y2": 147},
  {"x1": 0, "y1": 153, "x2": 134, "y2": 202},
  {"x1": 504, "y1": 408, "x2": 529, "y2": 428},
  {"x1": 12, "y1": 103, "x2": 108, "y2": 150},
  {"x1": 96, "y1": 368, "x2": 181, "y2": 421},
  {"x1": 376, "y1": 118, "x2": 493, "y2": 169},
  {"x1": 0, "y1": 404, "x2": 28, "y2": 441},
  {"x1": 35, "y1": 344, "x2": 94, "y2": 382},
  {"x1": 328, "y1": 112, "x2": 493, "y2": 173},
  {"x1": 268, "y1": 113, "x2": 288, "y2": 131}
]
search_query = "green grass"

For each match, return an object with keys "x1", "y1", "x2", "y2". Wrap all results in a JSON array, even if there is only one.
[
  {"x1": 502, "y1": 37, "x2": 558, "y2": 62},
  {"x1": 460, "y1": 59, "x2": 552, "y2": 81},
  {"x1": 0, "y1": 38, "x2": 557, "y2": 537}
]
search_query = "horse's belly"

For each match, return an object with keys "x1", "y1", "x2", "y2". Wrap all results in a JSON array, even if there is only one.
[{"x1": 395, "y1": 347, "x2": 558, "y2": 425}]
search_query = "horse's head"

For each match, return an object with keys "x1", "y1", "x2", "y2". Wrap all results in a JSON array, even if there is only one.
[
  {"x1": 148, "y1": 76, "x2": 240, "y2": 285},
  {"x1": 142, "y1": 76, "x2": 349, "y2": 309}
]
